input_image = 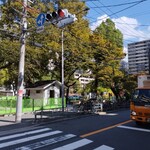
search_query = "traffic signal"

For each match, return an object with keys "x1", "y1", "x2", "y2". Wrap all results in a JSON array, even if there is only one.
[
  {"x1": 56, "y1": 14, "x2": 77, "y2": 28},
  {"x1": 46, "y1": 9, "x2": 69, "y2": 24},
  {"x1": 45, "y1": 9, "x2": 77, "y2": 28},
  {"x1": 46, "y1": 13, "x2": 52, "y2": 21},
  {"x1": 58, "y1": 9, "x2": 68, "y2": 18},
  {"x1": 58, "y1": 9, "x2": 65, "y2": 17}
]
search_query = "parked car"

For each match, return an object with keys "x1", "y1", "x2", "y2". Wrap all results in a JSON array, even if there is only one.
[
  {"x1": 67, "y1": 95, "x2": 83, "y2": 104},
  {"x1": 68, "y1": 95, "x2": 82, "y2": 100}
]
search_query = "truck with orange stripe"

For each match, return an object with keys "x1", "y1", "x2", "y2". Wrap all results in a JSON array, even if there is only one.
[{"x1": 130, "y1": 75, "x2": 150, "y2": 124}]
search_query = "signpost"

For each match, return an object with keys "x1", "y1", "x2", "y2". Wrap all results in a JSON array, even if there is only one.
[
  {"x1": 36, "y1": 13, "x2": 45, "y2": 33},
  {"x1": 36, "y1": 13, "x2": 45, "y2": 27},
  {"x1": 36, "y1": 26, "x2": 44, "y2": 33}
]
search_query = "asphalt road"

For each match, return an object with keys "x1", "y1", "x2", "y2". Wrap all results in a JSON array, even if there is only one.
[{"x1": 0, "y1": 109, "x2": 150, "y2": 150}]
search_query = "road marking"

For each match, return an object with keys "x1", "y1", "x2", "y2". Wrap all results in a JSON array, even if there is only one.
[
  {"x1": 15, "y1": 134, "x2": 76, "y2": 150},
  {"x1": 0, "y1": 126, "x2": 42, "y2": 136},
  {"x1": 52, "y1": 139, "x2": 93, "y2": 150},
  {"x1": 0, "y1": 130, "x2": 62, "y2": 148},
  {"x1": 94, "y1": 145, "x2": 114, "y2": 150},
  {"x1": 80, "y1": 120, "x2": 132, "y2": 138},
  {"x1": 118, "y1": 125, "x2": 150, "y2": 132},
  {"x1": 98, "y1": 113, "x2": 118, "y2": 116},
  {"x1": 0, "y1": 128, "x2": 51, "y2": 141}
]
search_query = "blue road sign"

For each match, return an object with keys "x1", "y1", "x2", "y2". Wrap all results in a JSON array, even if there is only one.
[{"x1": 36, "y1": 13, "x2": 46, "y2": 27}]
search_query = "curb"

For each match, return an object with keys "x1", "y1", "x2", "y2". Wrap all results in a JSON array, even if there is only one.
[{"x1": 32, "y1": 112, "x2": 94, "y2": 125}]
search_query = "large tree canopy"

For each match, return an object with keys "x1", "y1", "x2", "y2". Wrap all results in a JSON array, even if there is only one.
[
  {"x1": 0, "y1": 1, "x2": 132, "y2": 101},
  {"x1": 0, "y1": 0, "x2": 91, "y2": 91},
  {"x1": 89, "y1": 18, "x2": 124, "y2": 99}
]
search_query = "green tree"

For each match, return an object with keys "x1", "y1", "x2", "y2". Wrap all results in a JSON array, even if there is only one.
[
  {"x1": 0, "y1": 1, "x2": 52, "y2": 87},
  {"x1": 42, "y1": 1, "x2": 92, "y2": 101},
  {"x1": 91, "y1": 18, "x2": 124, "y2": 100},
  {"x1": 0, "y1": 0, "x2": 92, "y2": 99}
]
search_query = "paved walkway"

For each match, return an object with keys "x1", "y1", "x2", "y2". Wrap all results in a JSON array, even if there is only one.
[
  {"x1": 0, "y1": 113, "x2": 35, "y2": 127},
  {"x1": 0, "y1": 105, "x2": 79, "y2": 127}
]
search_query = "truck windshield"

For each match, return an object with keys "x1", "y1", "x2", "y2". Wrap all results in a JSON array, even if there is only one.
[{"x1": 133, "y1": 89, "x2": 150, "y2": 102}]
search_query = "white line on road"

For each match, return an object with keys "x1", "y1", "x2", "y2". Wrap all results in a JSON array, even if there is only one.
[
  {"x1": 15, "y1": 134, "x2": 76, "y2": 150},
  {"x1": 0, "y1": 130, "x2": 62, "y2": 148},
  {"x1": 0, "y1": 126, "x2": 43, "y2": 136},
  {"x1": 52, "y1": 139, "x2": 93, "y2": 150},
  {"x1": 94, "y1": 145, "x2": 114, "y2": 150},
  {"x1": 0, "y1": 128, "x2": 51, "y2": 141},
  {"x1": 118, "y1": 125, "x2": 150, "y2": 132}
]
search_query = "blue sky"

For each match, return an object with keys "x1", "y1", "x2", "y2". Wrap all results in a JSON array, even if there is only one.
[{"x1": 85, "y1": 0, "x2": 150, "y2": 61}]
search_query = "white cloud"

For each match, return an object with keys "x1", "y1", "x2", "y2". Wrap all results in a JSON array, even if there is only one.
[
  {"x1": 112, "y1": 16, "x2": 140, "y2": 40},
  {"x1": 90, "y1": 14, "x2": 109, "y2": 31},
  {"x1": 90, "y1": 15, "x2": 150, "y2": 41},
  {"x1": 90, "y1": 15, "x2": 150, "y2": 63}
]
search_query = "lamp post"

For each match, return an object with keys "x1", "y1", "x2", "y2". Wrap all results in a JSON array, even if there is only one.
[
  {"x1": 59, "y1": 9, "x2": 89, "y2": 112},
  {"x1": 61, "y1": 29, "x2": 65, "y2": 112},
  {"x1": 15, "y1": 0, "x2": 27, "y2": 123}
]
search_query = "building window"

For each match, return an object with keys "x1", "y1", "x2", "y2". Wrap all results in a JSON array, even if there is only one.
[{"x1": 36, "y1": 90, "x2": 41, "y2": 93}]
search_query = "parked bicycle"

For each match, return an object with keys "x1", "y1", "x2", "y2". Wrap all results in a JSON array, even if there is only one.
[{"x1": 73, "y1": 99, "x2": 102, "y2": 113}]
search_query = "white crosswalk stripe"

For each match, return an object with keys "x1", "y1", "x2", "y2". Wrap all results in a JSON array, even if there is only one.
[
  {"x1": 0, "y1": 127, "x2": 115, "y2": 150},
  {"x1": 15, "y1": 134, "x2": 77, "y2": 150},
  {"x1": 0, "y1": 130, "x2": 62, "y2": 148},
  {"x1": 94, "y1": 145, "x2": 114, "y2": 150},
  {"x1": 0, "y1": 128, "x2": 51, "y2": 141},
  {"x1": 52, "y1": 139, "x2": 93, "y2": 150}
]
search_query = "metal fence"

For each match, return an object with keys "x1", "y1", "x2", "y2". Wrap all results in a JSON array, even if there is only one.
[{"x1": 0, "y1": 96, "x2": 66, "y2": 115}]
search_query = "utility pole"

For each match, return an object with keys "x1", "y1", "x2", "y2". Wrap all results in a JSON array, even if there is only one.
[{"x1": 15, "y1": 0, "x2": 27, "y2": 123}]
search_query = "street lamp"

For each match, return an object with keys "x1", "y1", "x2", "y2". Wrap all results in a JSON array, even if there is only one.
[
  {"x1": 60, "y1": 8, "x2": 89, "y2": 112},
  {"x1": 61, "y1": 29, "x2": 65, "y2": 112}
]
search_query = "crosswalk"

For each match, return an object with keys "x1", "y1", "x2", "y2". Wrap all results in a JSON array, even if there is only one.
[{"x1": 0, "y1": 127, "x2": 114, "y2": 150}]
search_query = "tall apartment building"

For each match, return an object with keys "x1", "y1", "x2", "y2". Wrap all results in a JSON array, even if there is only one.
[{"x1": 128, "y1": 39, "x2": 150, "y2": 74}]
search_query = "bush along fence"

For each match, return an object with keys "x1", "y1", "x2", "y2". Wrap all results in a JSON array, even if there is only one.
[{"x1": 0, "y1": 96, "x2": 66, "y2": 115}]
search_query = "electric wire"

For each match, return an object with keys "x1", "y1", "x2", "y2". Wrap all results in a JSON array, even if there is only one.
[
  {"x1": 90, "y1": 0, "x2": 147, "y2": 8},
  {"x1": 88, "y1": 1, "x2": 136, "y2": 38},
  {"x1": 85, "y1": 0, "x2": 150, "y2": 54},
  {"x1": 97, "y1": 0, "x2": 150, "y2": 41},
  {"x1": 87, "y1": 0, "x2": 149, "y2": 42},
  {"x1": 86, "y1": 15, "x2": 150, "y2": 27},
  {"x1": 87, "y1": 0, "x2": 147, "y2": 24}
]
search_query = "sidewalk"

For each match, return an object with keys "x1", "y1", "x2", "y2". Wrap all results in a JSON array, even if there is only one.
[
  {"x1": 0, "y1": 105, "x2": 86, "y2": 128},
  {"x1": 0, "y1": 112, "x2": 35, "y2": 127}
]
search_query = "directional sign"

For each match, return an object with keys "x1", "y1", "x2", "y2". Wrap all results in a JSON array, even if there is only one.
[{"x1": 36, "y1": 13, "x2": 46, "y2": 27}]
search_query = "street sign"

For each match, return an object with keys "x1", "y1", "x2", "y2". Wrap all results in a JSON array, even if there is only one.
[
  {"x1": 36, "y1": 26, "x2": 44, "y2": 33},
  {"x1": 36, "y1": 13, "x2": 46, "y2": 27}
]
